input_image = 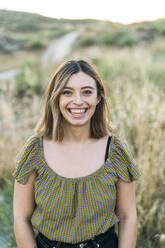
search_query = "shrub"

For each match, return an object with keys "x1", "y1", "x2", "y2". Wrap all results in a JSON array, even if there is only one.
[
  {"x1": 151, "y1": 19, "x2": 165, "y2": 35},
  {"x1": 100, "y1": 29, "x2": 139, "y2": 47},
  {"x1": 118, "y1": 30, "x2": 139, "y2": 47},
  {"x1": 79, "y1": 36, "x2": 97, "y2": 47},
  {"x1": 100, "y1": 32, "x2": 117, "y2": 45},
  {"x1": 25, "y1": 38, "x2": 45, "y2": 50},
  {"x1": 14, "y1": 61, "x2": 44, "y2": 98}
]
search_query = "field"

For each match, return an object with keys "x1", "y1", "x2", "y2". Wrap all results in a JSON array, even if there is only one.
[{"x1": 0, "y1": 10, "x2": 165, "y2": 247}]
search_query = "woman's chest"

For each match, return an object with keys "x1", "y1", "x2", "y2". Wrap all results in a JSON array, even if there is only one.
[{"x1": 42, "y1": 137, "x2": 108, "y2": 178}]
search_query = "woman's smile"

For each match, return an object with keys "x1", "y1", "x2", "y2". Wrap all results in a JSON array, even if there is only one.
[
  {"x1": 67, "y1": 108, "x2": 88, "y2": 117},
  {"x1": 59, "y1": 71, "x2": 100, "y2": 126}
]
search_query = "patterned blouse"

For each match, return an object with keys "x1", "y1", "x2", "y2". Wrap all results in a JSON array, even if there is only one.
[{"x1": 12, "y1": 133, "x2": 141, "y2": 244}]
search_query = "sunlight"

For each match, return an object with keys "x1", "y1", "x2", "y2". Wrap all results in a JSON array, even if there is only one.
[{"x1": 0, "y1": 0, "x2": 165, "y2": 24}]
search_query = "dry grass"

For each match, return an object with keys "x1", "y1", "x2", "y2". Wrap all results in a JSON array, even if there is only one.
[
  {"x1": 0, "y1": 44, "x2": 165, "y2": 247},
  {"x1": 0, "y1": 50, "x2": 43, "y2": 71}
]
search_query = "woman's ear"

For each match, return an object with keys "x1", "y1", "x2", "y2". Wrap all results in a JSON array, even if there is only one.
[{"x1": 97, "y1": 95, "x2": 101, "y2": 104}]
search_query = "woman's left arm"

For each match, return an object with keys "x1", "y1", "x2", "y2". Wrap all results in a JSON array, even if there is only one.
[{"x1": 115, "y1": 179, "x2": 138, "y2": 248}]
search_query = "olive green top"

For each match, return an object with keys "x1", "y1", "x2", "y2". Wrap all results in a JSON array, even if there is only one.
[{"x1": 12, "y1": 133, "x2": 141, "y2": 244}]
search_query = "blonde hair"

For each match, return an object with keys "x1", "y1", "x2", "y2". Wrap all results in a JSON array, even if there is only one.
[{"x1": 34, "y1": 59, "x2": 114, "y2": 142}]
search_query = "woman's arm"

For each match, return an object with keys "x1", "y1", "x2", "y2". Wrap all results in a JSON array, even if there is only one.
[
  {"x1": 115, "y1": 179, "x2": 138, "y2": 248},
  {"x1": 13, "y1": 171, "x2": 38, "y2": 248}
]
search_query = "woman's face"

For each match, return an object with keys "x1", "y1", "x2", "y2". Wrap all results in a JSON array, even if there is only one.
[{"x1": 59, "y1": 71, "x2": 101, "y2": 128}]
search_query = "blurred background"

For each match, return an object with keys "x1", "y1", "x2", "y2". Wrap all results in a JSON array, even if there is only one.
[{"x1": 0, "y1": 0, "x2": 165, "y2": 247}]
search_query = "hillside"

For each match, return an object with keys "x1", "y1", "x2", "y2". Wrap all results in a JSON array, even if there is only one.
[{"x1": 1, "y1": 9, "x2": 165, "y2": 70}]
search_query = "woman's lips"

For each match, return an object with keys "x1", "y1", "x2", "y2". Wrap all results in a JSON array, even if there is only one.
[
  {"x1": 68, "y1": 108, "x2": 88, "y2": 113},
  {"x1": 67, "y1": 108, "x2": 88, "y2": 117}
]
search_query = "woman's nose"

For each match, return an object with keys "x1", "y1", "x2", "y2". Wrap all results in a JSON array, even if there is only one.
[{"x1": 74, "y1": 93, "x2": 83, "y2": 103}]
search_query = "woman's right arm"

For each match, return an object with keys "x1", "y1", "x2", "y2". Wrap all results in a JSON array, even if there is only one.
[{"x1": 13, "y1": 171, "x2": 38, "y2": 248}]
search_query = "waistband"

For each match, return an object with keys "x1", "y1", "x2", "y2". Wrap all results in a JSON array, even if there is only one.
[{"x1": 37, "y1": 225, "x2": 116, "y2": 248}]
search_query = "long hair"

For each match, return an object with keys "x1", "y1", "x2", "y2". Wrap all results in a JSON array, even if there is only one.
[{"x1": 34, "y1": 59, "x2": 114, "y2": 142}]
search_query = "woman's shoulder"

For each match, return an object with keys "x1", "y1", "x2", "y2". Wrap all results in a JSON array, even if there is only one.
[
  {"x1": 14, "y1": 133, "x2": 42, "y2": 166},
  {"x1": 27, "y1": 133, "x2": 41, "y2": 142},
  {"x1": 22, "y1": 133, "x2": 42, "y2": 149},
  {"x1": 110, "y1": 133, "x2": 132, "y2": 152},
  {"x1": 13, "y1": 133, "x2": 42, "y2": 184},
  {"x1": 109, "y1": 133, "x2": 141, "y2": 182}
]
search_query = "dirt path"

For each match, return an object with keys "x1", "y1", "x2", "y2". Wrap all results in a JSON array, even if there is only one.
[
  {"x1": 41, "y1": 30, "x2": 79, "y2": 63},
  {"x1": 0, "y1": 31, "x2": 79, "y2": 80},
  {"x1": 0, "y1": 68, "x2": 20, "y2": 80}
]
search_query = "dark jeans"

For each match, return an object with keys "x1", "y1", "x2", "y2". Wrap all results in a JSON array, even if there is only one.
[{"x1": 36, "y1": 225, "x2": 118, "y2": 248}]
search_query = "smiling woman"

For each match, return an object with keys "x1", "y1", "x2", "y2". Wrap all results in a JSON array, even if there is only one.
[
  {"x1": 34, "y1": 59, "x2": 112, "y2": 142},
  {"x1": 58, "y1": 71, "x2": 101, "y2": 132},
  {"x1": 12, "y1": 59, "x2": 141, "y2": 248}
]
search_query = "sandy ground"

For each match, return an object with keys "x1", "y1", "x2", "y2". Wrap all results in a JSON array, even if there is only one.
[{"x1": 41, "y1": 31, "x2": 79, "y2": 63}]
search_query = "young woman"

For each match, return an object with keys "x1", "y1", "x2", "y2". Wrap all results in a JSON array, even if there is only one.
[{"x1": 13, "y1": 59, "x2": 141, "y2": 248}]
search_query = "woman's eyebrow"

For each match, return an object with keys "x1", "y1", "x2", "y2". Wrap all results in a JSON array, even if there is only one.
[{"x1": 63, "y1": 86, "x2": 95, "y2": 89}]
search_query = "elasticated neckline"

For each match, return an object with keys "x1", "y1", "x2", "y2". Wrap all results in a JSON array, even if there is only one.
[{"x1": 39, "y1": 135, "x2": 114, "y2": 182}]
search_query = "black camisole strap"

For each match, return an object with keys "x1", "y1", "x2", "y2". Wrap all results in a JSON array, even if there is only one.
[{"x1": 104, "y1": 136, "x2": 112, "y2": 162}]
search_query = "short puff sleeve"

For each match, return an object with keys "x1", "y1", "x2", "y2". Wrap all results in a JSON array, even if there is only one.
[
  {"x1": 111, "y1": 135, "x2": 141, "y2": 182},
  {"x1": 12, "y1": 135, "x2": 40, "y2": 184}
]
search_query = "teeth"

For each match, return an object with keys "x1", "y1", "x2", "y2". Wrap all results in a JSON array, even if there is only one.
[{"x1": 69, "y1": 109, "x2": 86, "y2": 113}]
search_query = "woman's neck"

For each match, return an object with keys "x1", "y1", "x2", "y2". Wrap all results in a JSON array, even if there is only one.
[{"x1": 62, "y1": 123, "x2": 93, "y2": 145}]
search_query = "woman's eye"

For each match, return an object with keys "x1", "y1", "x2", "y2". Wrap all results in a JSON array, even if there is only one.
[
  {"x1": 62, "y1": 91, "x2": 71, "y2": 95},
  {"x1": 62, "y1": 90, "x2": 92, "y2": 96},
  {"x1": 83, "y1": 90, "x2": 92, "y2": 94}
]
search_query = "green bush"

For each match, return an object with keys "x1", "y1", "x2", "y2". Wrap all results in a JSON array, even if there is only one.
[
  {"x1": 119, "y1": 30, "x2": 139, "y2": 47},
  {"x1": 100, "y1": 32, "x2": 117, "y2": 45},
  {"x1": 15, "y1": 22, "x2": 40, "y2": 32},
  {"x1": 25, "y1": 38, "x2": 45, "y2": 50},
  {"x1": 151, "y1": 19, "x2": 165, "y2": 35},
  {"x1": 100, "y1": 29, "x2": 139, "y2": 47},
  {"x1": 79, "y1": 36, "x2": 98, "y2": 47},
  {"x1": 14, "y1": 61, "x2": 44, "y2": 98}
]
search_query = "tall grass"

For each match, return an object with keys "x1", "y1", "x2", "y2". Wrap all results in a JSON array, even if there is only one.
[
  {"x1": 0, "y1": 43, "x2": 165, "y2": 247},
  {"x1": 90, "y1": 46, "x2": 165, "y2": 247}
]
